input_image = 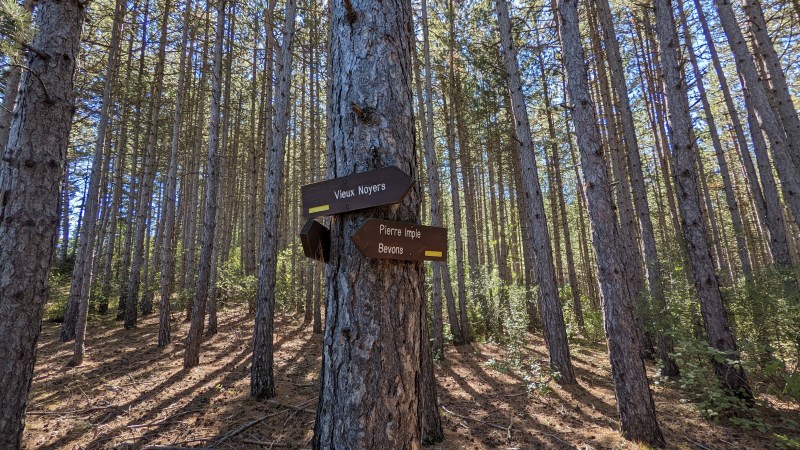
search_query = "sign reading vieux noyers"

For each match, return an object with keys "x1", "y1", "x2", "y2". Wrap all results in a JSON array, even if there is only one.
[
  {"x1": 301, "y1": 166, "x2": 413, "y2": 220},
  {"x1": 351, "y1": 219, "x2": 448, "y2": 262}
]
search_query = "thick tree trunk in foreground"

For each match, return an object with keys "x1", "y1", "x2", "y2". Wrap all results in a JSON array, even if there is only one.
[
  {"x1": 558, "y1": 0, "x2": 665, "y2": 446},
  {"x1": 313, "y1": 0, "x2": 424, "y2": 446},
  {"x1": 250, "y1": 0, "x2": 297, "y2": 397},
  {"x1": 656, "y1": 0, "x2": 753, "y2": 402},
  {"x1": 496, "y1": 0, "x2": 575, "y2": 384},
  {"x1": 0, "y1": 0, "x2": 85, "y2": 446}
]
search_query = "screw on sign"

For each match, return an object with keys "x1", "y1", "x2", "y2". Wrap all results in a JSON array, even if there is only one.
[
  {"x1": 351, "y1": 219, "x2": 448, "y2": 262},
  {"x1": 301, "y1": 166, "x2": 414, "y2": 220}
]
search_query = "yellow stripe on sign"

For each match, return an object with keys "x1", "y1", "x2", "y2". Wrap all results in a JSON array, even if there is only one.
[
  {"x1": 308, "y1": 205, "x2": 330, "y2": 214},
  {"x1": 425, "y1": 251, "x2": 443, "y2": 258}
]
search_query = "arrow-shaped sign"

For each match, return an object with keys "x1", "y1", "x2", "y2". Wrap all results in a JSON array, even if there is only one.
[
  {"x1": 301, "y1": 166, "x2": 413, "y2": 220},
  {"x1": 351, "y1": 219, "x2": 447, "y2": 262},
  {"x1": 300, "y1": 219, "x2": 331, "y2": 263}
]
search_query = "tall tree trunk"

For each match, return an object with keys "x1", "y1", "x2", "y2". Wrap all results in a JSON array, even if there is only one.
[
  {"x1": 100, "y1": 111, "x2": 128, "y2": 314},
  {"x1": 656, "y1": 0, "x2": 753, "y2": 402},
  {"x1": 313, "y1": 0, "x2": 423, "y2": 446},
  {"x1": 184, "y1": 0, "x2": 228, "y2": 368},
  {"x1": 443, "y1": 94, "x2": 471, "y2": 343},
  {"x1": 537, "y1": 54, "x2": 584, "y2": 333},
  {"x1": 415, "y1": 0, "x2": 450, "y2": 353},
  {"x1": 558, "y1": 1, "x2": 665, "y2": 445},
  {"x1": 62, "y1": 0, "x2": 125, "y2": 365},
  {"x1": 442, "y1": 1, "x2": 471, "y2": 343},
  {"x1": 693, "y1": 0, "x2": 772, "y2": 255},
  {"x1": 594, "y1": 0, "x2": 677, "y2": 375},
  {"x1": 713, "y1": 0, "x2": 800, "y2": 224},
  {"x1": 680, "y1": 2, "x2": 754, "y2": 287},
  {"x1": 60, "y1": 172, "x2": 71, "y2": 263},
  {"x1": 0, "y1": 0, "x2": 85, "y2": 445},
  {"x1": 496, "y1": 0, "x2": 575, "y2": 384},
  {"x1": 564, "y1": 100, "x2": 600, "y2": 310},
  {"x1": 158, "y1": 0, "x2": 194, "y2": 346},
  {"x1": 125, "y1": 0, "x2": 172, "y2": 329},
  {"x1": 452, "y1": 65, "x2": 489, "y2": 334},
  {"x1": 743, "y1": 0, "x2": 800, "y2": 167},
  {"x1": 250, "y1": 0, "x2": 296, "y2": 396}
]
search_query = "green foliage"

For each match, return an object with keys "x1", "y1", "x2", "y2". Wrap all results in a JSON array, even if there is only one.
[
  {"x1": 216, "y1": 259, "x2": 257, "y2": 309},
  {"x1": 561, "y1": 286, "x2": 603, "y2": 342},
  {"x1": 784, "y1": 373, "x2": 800, "y2": 403},
  {"x1": 501, "y1": 282, "x2": 534, "y2": 363},
  {"x1": 0, "y1": 0, "x2": 32, "y2": 61},
  {"x1": 44, "y1": 271, "x2": 70, "y2": 322},
  {"x1": 668, "y1": 335, "x2": 756, "y2": 420},
  {"x1": 774, "y1": 433, "x2": 800, "y2": 449}
]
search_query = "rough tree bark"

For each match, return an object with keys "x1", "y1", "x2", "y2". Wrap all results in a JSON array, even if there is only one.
[
  {"x1": 184, "y1": 0, "x2": 228, "y2": 369},
  {"x1": 0, "y1": 0, "x2": 85, "y2": 446},
  {"x1": 743, "y1": 0, "x2": 800, "y2": 167},
  {"x1": 692, "y1": 0, "x2": 787, "y2": 270},
  {"x1": 594, "y1": 0, "x2": 677, "y2": 375},
  {"x1": 713, "y1": 0, "x2": 800, "y2": 224},
  {"x1": 415, "y1": 0, "x2": 450, "y2": 353},
  {"x1": 496, "y1": 0, "x2": 575, "y2": 384},
  {"x1": 62, "y1": 0, "x2": 126, "y2": 366},
  {"x1": 124, "y1": 0, "x2": 171, "y2": 329},
  {"x1": 656, "y1": 0, "x2": 753, "y2": 401},
  {"x1": 443, "y1": 94, "x2": 471, "y2": 343},
  {"x1": 679, "y1": 1, "x2": 754, "y2": 288},
  {"x1": 158, "y1": 0, "x2": 194, "y2": 347},
  {"x1": 558, "y1": 0, "x2": 665, "y2": 446},
  {"x1": 312, "y1": 0, "x2": 425, "y2": 446},
  {"x1": 250, "y1": 0, "x2": 296, "y2": 397}
]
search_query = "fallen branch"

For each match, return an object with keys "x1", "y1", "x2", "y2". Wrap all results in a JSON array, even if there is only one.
[
  {"x1": 209, "y1": 398, "x2": 314, "y2": 448},
  {"x1": 27, "y1": 405, "x2": 121, "y2": 416},
  {"x1": 538, "y1": 432, "x2": 577, "y2": 449},
  {"x1": 145, "y1": 447, "x2": 214, "y2": 450},
  {"x1": 144, "y1": 437, "x2": 213, "y2": 449},
  {"x1": 486, "y1": 389, "x2": 529, "y2": 398},
  {"x1": 685, "y1": 437, "x2": 712, "y2": 450},
  {"x1": 441, "y1": 405, "x2": 576, "y2": 449},
  {"x1": 440, "y1": 404, "x2": 510, "y2": 432},
  {"x1": 127, "y1": 409, "x2": 205, "y2": 429},
  {"x1": 266, "y1": 399, "x2": 316, "y2": 414},
  {"x1": 241, "y1": 439, "x2": 293, "y2": 447}
]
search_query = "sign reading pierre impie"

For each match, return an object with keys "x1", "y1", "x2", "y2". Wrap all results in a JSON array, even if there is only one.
[
  {"x1": 301, "y1": 166, "x2": 413, "y2": 220},
  {"x1": 351, "y1": 219, "x2": 448, "y2": 262}
]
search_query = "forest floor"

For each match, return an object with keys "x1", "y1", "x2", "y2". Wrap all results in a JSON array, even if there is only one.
[{"x1": 23, "y1": 306, "x2": 800, "y2": 450}]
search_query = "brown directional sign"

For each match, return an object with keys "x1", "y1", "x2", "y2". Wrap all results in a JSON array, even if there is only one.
[
  {"x1": 351, "y1": 219, "x2": 447, "y2": 262},
  {"x1": 300, "y1": 219, "x2": 331, "y2": 263},
  {"x1": 301, "y1": 166, "x2": 413, "y2": 220}
]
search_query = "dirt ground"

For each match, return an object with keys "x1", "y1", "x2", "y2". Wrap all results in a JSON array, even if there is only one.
[{"x1": 22, "y1": 307, "x2": 800, "y2": 449}]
